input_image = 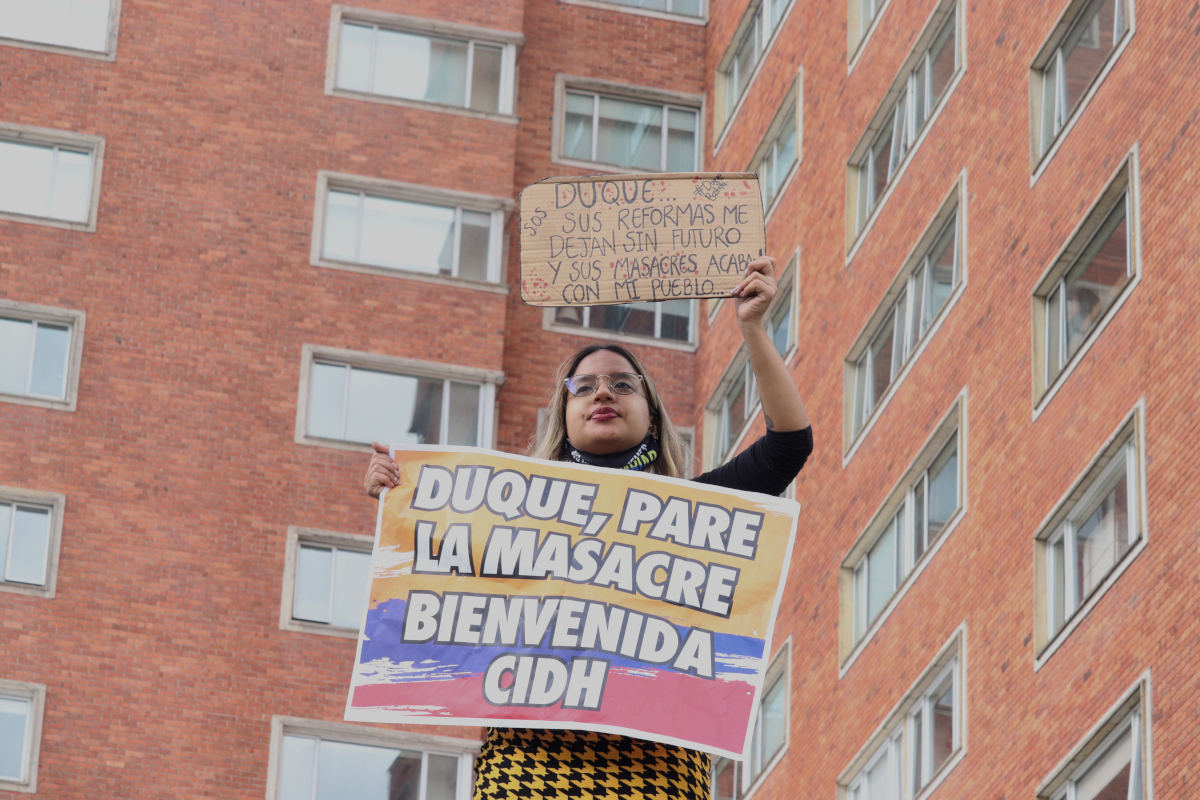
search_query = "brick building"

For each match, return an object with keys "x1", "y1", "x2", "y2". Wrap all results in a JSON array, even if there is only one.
[{"x1": 0, "y1": 0, "x2": 1195, "y2": 798}]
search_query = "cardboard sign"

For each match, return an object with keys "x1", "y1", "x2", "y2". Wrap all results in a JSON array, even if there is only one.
[
  {"x1": 344, "y1": 445, "x2": 800, "y2": 759},
  {"x1": 519, "y1": 173, "x2": 766, "y2": 307}
]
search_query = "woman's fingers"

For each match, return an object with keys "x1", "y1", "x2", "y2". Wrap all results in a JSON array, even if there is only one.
[
  {"x1": 731, "y1": 256, "x2": 778, "y2": 297},
  {"x1": 365, "y1": 442, "x2": 401, "y2": 498}
]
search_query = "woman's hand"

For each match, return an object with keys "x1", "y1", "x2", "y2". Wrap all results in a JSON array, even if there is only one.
[
  {"x1": 364, "y1": 441, "x2": 401, "y2": 499},
  {"x1": 731, "y1": 255, "x2": 778, "y2": 328}
]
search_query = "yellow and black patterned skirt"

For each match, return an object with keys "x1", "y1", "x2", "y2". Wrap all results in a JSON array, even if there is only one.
[{"x1": 475, "y1": 728, "x2": 711, "y2": 800}]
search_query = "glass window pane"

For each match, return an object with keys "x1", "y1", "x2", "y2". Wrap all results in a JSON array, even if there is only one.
[
  {"x1": 769, "y1": 294, "x2": 791, "y2": 356},
  {"x1": 447, "y1": 382, "x2": 481, "y2": 447},
  {"x1": 589, "y1": 303, "x2": 656, "y2": 338},
  {"x1": 760, "y1": 672, "x2": 786, "y2": 767},
  {"x1": 307, "y1": 363, "x2": 348, "y2": 440},
  {"x1": 775, "y1": 111, "x2": 798, "y2": 184},
  {"x1": 661, "y1": 299, "x2": 692, "y2": 342},
  {"x1": 597, "y1": 96, "x2": 663, "y2": 170},
  {"x1": 927, "y1": 438, "x2": 958, "y2": 540},
  {"x1": 1041, "y1": 55, "x2": 1060, "y2": 151},
  {"x1": 866, "y1": 519, "x2": 896, "y2": 624},
  {"x1": 892, "y1": 291, "x2": 908, "y2": 374},
  {"x1": 330, "y1": 549, "x2": 371, "y2": 629},
  {"x1": 1075, "y1": 472, "x2": 1128, "y2": 600},
  {"x1": 1064, "y1": 197, "x2": 1129, "y2": 359},
  {"x1": 926, "y1": 219, "x2": 957, "y2": 324},
  {"x1": 0, "y1": 0, "x2": 110, "y2": 51},
  {"x1": 344, "y1": 369, "x2": 424, "y2": 446},
  {"x1": 29, "y1": 323, "x2": 70, "y2": 399},
  {"x1": 928, "y1": 10, "x2": 957, "y2": 105},
  {"x1": 387, "y1": 750, "x2": 424, "y2": 800},
  {"x1": 666, "y1": 108, "x2": 697, "y2": 172},
  {"x1": 458, "y1": 210, "x2": 492, "y2": 281},
  {"x1": 0, "y1": 697, "x2": 29, "y2": 782},
  {"x1": 1052, "y1": 534, "x2": 1066, "y2": 630},
  {"x1": 314, "y1": 740, "x2": 402, "y2": 800},
  {"x1": 909, "y1": 265, "x2": 927, "y2": 346},
  {"x1": 563, "y1": 93, "x2": 595, "y2": 161},
  {"x1": 865, "y1": 747, "x2": 894, "y2": 800},
  {"x1": 278, "y1": 735, "x2": 316, "y2": 800},
  {"x1": 932, "y1": 681, "x2": 954, "y2": 772},
  {"x1": 732, "y1": 28, "x2": 756, "y2": 103},
  {"x1": 1047, "y1": 284, "x2": 1063, "y2": 380},
  {"x1": 358, "y1": 196, "x2": 457, "y2": 274},
  {"x1": 1076, "y1": 723, "x2": 1132, "y2": 800},
  {"x1": 853, "y1": 356, "x2": 868, "y2": 435},
  {"x1": 426, "y1": 753, "x2": 459, "y2": 800},
  {"x1": 912, "y1": 59, "x2": 929, "y2": 131},
  {"x1": 871, "y1": 117, "x2": 894, "y2": 205},
  {"x1": 0, "y1": 504, "x2": 9, "y2": 578},
  {"x1": 1060, "y1": 0, "x2": 1119, "y2": 117},
  {"x1": 671, "y1": 0, "x2": 704, "y2": 15},
  {"x1": 49, "y1": 149, "x2": 91, "y2": 222},
  {"x1": 0, "y1": 140, "x2": 54, "y2": 218},
  {"x1": 373, "y1": 30, "x2": 467, "y2": 106},
  {"x1": 869, "y1": 311, "x2": 895, "y2": 406},
  {"x1": 323, "y1": 191, "x2": 361, "y2": 263},
  {"x1": 470, "y1": 44, "x2": 503, "y2": 113},
  {"x1": 337, "y1": 23, "x2": 373, "y2": 92},
  {"x1": 913, "y1": 477, "x2": 926, "y2": 561},
  {"x1": 0, "y1": 317, "x2": 34, "y2": 396},
  {"x1": 554, "y1": 306, "x2": 583, "y2": 327},
  {"x1": 7, "y1": 507, "x2": 50, "y2": 585},
  {"x1": 724, "y1": 372, "x2": 747, "y2": 456},
  {"x1": 293, "y1": 545, "x2": 333, "y2": 623},
  {"x1": 712, "y1": 758, "x2": 739, "y2": 800}
]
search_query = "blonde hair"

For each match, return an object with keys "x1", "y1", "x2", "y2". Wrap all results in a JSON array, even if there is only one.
[{"x1": 530, "y1": 344, "x2": 689, "y2": 479}]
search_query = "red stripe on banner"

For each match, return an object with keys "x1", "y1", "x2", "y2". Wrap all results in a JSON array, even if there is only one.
[{"x1": 351, "y1": 670, "x2": 754, "y2": 754}]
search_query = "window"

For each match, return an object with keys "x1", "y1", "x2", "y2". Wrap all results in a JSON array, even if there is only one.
[
  {"x1": 1035, "y1": 407, "x2": 1144, "y2": 660},
  {"x1": 0, "y1": 487, "x2": 65, "y2": 600},
  {"x1": 314, "y1": 173, "x2": 507, "y2": 286},
  {"x1": 0, "y1": 679, "x2": 45, "y2": 794},
  {"x1": 849, "y1": 205, "x2": 961, "y2": 442},
  {"x1": 1037, "y1": 678, "x2": 1149, "y2": 800},
  {"x1": 840, "y1": 398, "x2": 964, "y2": 665},
  {"x1": 281, "y1": 527, "x2": 373, "y2": 638},
  {"x1": 848, "y1": 2, "x2": 960, "y2": 246},
  {"x1": 1033, "y1": 0, "x2": 1131, "y2": 164},
  {"x1": 709, "y1": 358, "x2": 758, "y2": 467},
  {"x1": 765, "y1": 258, "x2": 798, "y2": 360},
  {"x1": 270, "y1": 717, "x2": 478, "y2": 800},
  {"x1": 567, "y1": 0, "x2": 705, "y2": 18},
  {"x1": 711, "y1": 644, "x2": 789, "y2": 799},
  {"x1": 0, "y1": 125, "x2": 105, "y2": 230},
  {"x1": 750, "y1": 79, "x2": 802, "y2": 215},
  {"x1": 1033, "y1": 153, "x2": 1138, "y2": 405},
  {"x1": 559, "y1": 88, "x2": 698, "y2": 172},
  {"x1": 550, "y1": 300, "x2": 695, "y2": 345},
  {"x1": 0, "y1": 300, "x2": 86, "y2": 412},
  {"x1": 840, "y1": 630, "x2": 965, "y2": 800},
  {"x1": 329, "y1": 8, "x2": 518, "y2": 117},
  {"x1": 0, "y1": 0, "x2": 119, "y2": 57},
  {"x1": 716, "y1": 0, "x2": 793, "y2": 135},
  {"x1": 296, "y1": 346, "x2": 501, "y2": 453},
  {"x1": 849, "y1": 0, "x2": 892, "y2": 59}
]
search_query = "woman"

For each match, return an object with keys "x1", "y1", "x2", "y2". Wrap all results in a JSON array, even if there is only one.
[{"x1": 365, "y1": 256, "x2": 812, "y2": 799}]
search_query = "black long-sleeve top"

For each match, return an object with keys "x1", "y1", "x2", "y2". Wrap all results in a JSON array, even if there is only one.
[{"x1": 693, "y1": 426, "x2": 814, "y2": 496}]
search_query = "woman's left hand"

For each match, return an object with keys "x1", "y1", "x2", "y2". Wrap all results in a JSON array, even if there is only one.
[{"x1": 731, "y1": 255, "x2": 778, "y2": 327}]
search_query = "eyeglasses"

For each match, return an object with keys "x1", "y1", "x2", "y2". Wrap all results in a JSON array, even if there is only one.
[{"x1": 564, "y1": 372, "x2": 645, "y2": 397}]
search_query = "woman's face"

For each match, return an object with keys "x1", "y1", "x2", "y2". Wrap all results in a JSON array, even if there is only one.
[{"x1": 564, "y1": 350, "x2": 653, "y2": 455}]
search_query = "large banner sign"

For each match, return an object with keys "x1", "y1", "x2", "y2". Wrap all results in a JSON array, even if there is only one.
[
  {"x1": 518, "y1": 172, "x2": 767, "y2": 307},
  {"x1": 344, "y1": 446, "x2": 799, "y2": 759}
]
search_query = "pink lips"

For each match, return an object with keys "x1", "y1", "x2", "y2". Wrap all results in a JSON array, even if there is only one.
[{"x1": 590, "y1": 407, "x2": 619, "y2": 421}]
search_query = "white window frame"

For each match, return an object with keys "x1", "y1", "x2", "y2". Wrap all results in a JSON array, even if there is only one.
[
  {"x1": 551, "y1": 74, "x2": 704, "y2": 174},
  {"x1": 0, "y1": 122, "x2": 105, "y2": 233},
  {"x1": 840, "y1": 393, "x2": 966, "y2": 672},
  {"x1": 749, "y1": 71, "x2": 803, "y2": 220},
  {"x1": 1031, "y1": 148, "x2": 1140, "y2": 415},
  {"x1": 840, "y1": 626, "x2": 967, "y2": 800},
  {"x1": 294, "y1": 344, "x2": 503, "y2": 454},
  {"x1": 0, "y1": 0, "x2": 122, "y2": 60},
  {"x1": 712, "y1": 0, "x2": 797, "y2": 148},
  {"x1": 710, "y1": 639, "x2": 791, "y2": 800},
  {"x1": 845, "y1": 0, "x2": 964, "y2": 259},
  {"x1": 0, "y1": 299, "x2": 87, "y2": 413},
  {"x1": 559, "y1": 0, "x2": 708, "y2": 24},
  {"x1": 1036, "y1": 672, "x2": 1152, "y2": 800},
  {"x1": 848, "y1": 0, "x2": 896, "y2": 70},
  {"x1": 542, "y1": 300, "x2": 699, "y2": 352},
  {"x1": 1033, "y1": 402, "x2": 1147, "y2": 668},
  {"x1": 310, "y1": 171, "x2": 512, "y2": 292},
  {"x1": 0, "y1": 486, "x2": 66, "y2": 600},
  {"x1": 0, "y1": 678, "x2": 46, "y2": 794},
  {"x1": 265, "y1": 716, "x2": 480, "y2": 800},
  {"x1": 763, "y1": 253, "x2": 800, "y2": 364},
  {"x1": 675, "y1": 426, "x2": 696, "y2": 480},
  {"x1": 705, "y1": 353, "x2": 759, "y2": 470},
  {"x1": 279, "y1": 526, "x2": 374, "y2": 640},
  {"x1": 1029, "y1": 0, "x2": 1135, "y2": 180},
  {"x1": 324, "y1": 5, "x2": 522, "y2": 122},
  {"x1": 843, "y1": 175, "x2": 966, "y2": 460}
]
